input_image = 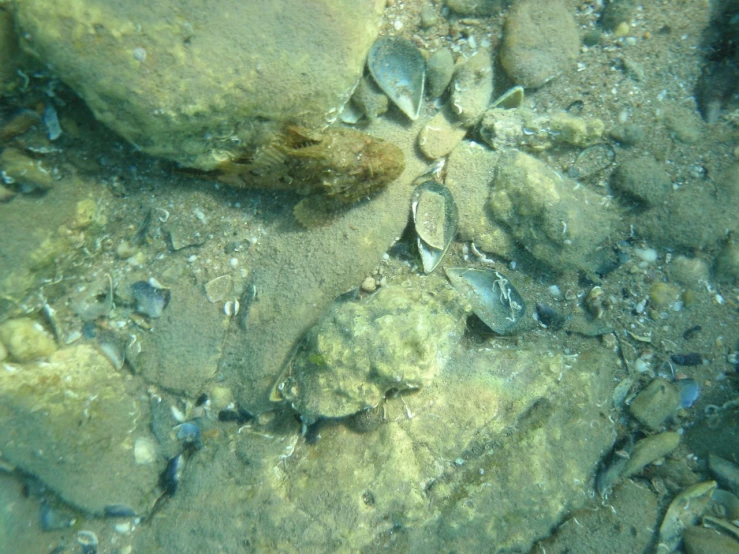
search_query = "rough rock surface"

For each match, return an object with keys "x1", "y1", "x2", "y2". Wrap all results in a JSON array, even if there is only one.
[
  {"x1": 611, "y1": 156, "x2": 672, "y2": 208},
  {"x1": 0, "y1": 344, "x2": 163, "y2": 514},
  {"x1": 133, "y1": 346, "x2": 618, "y2": 552},
  {"x1": 488, "y1": 150, "x2": 614, "y2": 272},
  {"x1": 136, "y1": 279, "x2": 227, "y2": 396},
  {"x1": 14, "y1": 0, "x2": 384, "y2": 169},
  {"x1": 279, "y1": 282, "x2": 464, "y2": 421}
]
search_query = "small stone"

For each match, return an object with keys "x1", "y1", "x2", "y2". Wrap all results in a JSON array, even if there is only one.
[
  {"x1": 360, "y1": 276, "x2": 377, "y2": 293},
  {"x1": 600, "y1": 0, "x2": 637, "y2": 32},
  {"x1": 649, "y1": 282, "x2": 680, "y2": 310},
  {"x1": 70, "y1": 198, "x2": 97, "y2": 230},
  {"x1": 715, "y1": 238, "x2": 739, "y2": 284},
  {"x1": 629, "y1": 378, "x2": 681, "y2": 431},
  {"x1": 663, "y1": 107, "x2": 703, "y2": 144},
  {"x1": 582, "y1": 29, "x2": 603, "y2": 47},
  {"x1": 0, "y1": 9, "x2": 20, "y2": 95},
  {"x1": 351, "y1": 76, "x2": 388, "y2": 121},
  {"x1": 0, "y1": 317, "x2": 57, "y2": 362},
  {"x1": 683, "y1": 525, "x2": 739, "y2": 554},
  {"x1": 116, "y1": 240, "x2": 137, "y2": 259},
  {"x1": 611, "y1": 156, "x2": 672, "y2": 208},
  {"x1": 426, "y1": 48, "x2": 455, "y2": 99},
  {"x1": 444, "y1": 0, "x2": 503, "y2": 16},
  {"x1": 622, "y1": 432, "x2": 680, "y2": 478},
  {"x1": 609, "y1": 123, "x2": 644, "y2": 146},
  {"x1": 500, "y1": 0, "x2": 580, "y2": 88},
  {"x1": 133, "y1": 436, "x2": 158, "y2": 465},
  {"x1": 450, "y1": 50, "x2": 494, "y2": 127},
  {"x1": 549, "y1": 112, "x2": 604, "y2": 147},
  {"x1": 0, "y1": 148, "x2": 55, "y2": 192},
  {"x1": 613, "y1": 21, "x2": 630, "y2": 38},
  {"x1": 418, "y1": 105, "x2": 469, "y2": 159},
  {"x1": 420, "y1": 5, "x2": 438, "y2": 28},
  {"x1": 209, "y1": 385, "x2": 234, "y2": 411},
  {"x1": 669, "y1": 256, "x2": 709, "y2": 288}
]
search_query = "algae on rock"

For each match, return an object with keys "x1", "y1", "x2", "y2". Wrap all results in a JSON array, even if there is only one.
[{"x1": 278, "y1": 281, "x2": 465, "y2": 422}]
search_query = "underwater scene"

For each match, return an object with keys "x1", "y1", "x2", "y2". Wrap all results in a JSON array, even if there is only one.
[{"x1": 1, "y1": 0, "x2": 738, "y2": 552}]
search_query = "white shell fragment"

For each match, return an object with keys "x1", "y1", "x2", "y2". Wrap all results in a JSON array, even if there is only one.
[
  {"x1": 133, "y1": 436, "x2": 158, "y2": 465},
  {"x1": 368, "y1": 36, "x2": 425, "y2": 120},
  {"x1": 205, "y1": 275, "x2": 233, "y2": 303},
  {"x1": 490, "y1": 85, "x2": 525, "y2": 111}
]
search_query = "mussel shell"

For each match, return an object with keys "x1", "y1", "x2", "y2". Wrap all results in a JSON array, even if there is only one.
[
  {"x1": 131, "y1": 280, "x2": 170, "y2": 318},
  {"x1": 445, "y1": 268, "x2": 526, "y2": 334},
  {"x1": 411, "y1": 181, "x2": 457, "y2": 274},
  {"x1": 368, "y1": 36, "x2": 425, "y2": 120},
  {"x1": 568, "y1": 142, "x2": 615, "y2": 180},
  {"x1": 489, "y1": 85, "x2": 525, "y2": 111}
]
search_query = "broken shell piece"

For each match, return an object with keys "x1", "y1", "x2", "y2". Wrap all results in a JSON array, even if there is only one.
[
  {"x1": 445, "y1": 268, "x2": 526, "y2": 334},
  {"x1": 585, "y1": 286, "x2": 608, "y2": 319},
  {"x1": 368, "y1": 36, "x2": 425, "y2": 120},
  {"x1": 131, "y1": 280, "x2": 170, "y2": 318},
  {"x1": 411, "y1": 181, "x2": 457, "y2": 273},
  {"x1": 658, "y1": 481, "x2": 717, "y2": 552},
  {"x1": 97, "y1": 331, "x2": 125, "y2": 370},
  {"x1": 205, "y1": 275, "x2": 232, "y2": 303},
  {"x1": 489, "y1": 85, "x2": 525, "y2": 110}
]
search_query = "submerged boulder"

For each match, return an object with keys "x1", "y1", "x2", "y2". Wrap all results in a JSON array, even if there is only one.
[{"x1": 14, "y1": 0, "x2": 384, "y2": 169}]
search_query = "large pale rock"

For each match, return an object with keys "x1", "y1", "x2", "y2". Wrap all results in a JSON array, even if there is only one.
[
  {"x1": 0, "y1": 344, "x2": 163, "y2": 515},
  {"x1": 14, "y1": 0, "x2": 384, "y2": 169},
  {"x1": 134, "y1": 346, "x2": 618, "y2": 552}
]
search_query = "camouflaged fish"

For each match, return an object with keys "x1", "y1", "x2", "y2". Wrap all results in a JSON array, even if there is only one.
[{"x1": 212, "y1": 125, "x2": 405, "y2": 227}]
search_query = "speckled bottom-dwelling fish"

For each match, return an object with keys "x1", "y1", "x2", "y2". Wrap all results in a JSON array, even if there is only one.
[{"x1": 213, "y1": 125, "x2": 405, "y2": 227}]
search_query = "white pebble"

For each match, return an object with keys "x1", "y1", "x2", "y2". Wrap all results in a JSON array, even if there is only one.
[
  {"x1": 114, "y1": 522, "x2": 132, "y2": 535},
  {"x1": 548, "y1": 285, "x2": 562, "y2": 298},
  {"x1": 634, "y1": 247, "x2": 658, "y2": 263},
  {"x1": 133, "y1": 437, "x2": 157, "y2": 465}
]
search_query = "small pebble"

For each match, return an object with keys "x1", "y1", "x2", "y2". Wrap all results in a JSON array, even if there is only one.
[
  {"x1": 634, "y1": 247, "x2": 658, "y2": 263},
  {"x1": 361, "y1": 277, "x2": 377, "y2": 293}
]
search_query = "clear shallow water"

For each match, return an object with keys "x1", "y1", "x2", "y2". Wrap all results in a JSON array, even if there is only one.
[{"x1": 1, "y1": 1, "x2": 738, "y2": 553}]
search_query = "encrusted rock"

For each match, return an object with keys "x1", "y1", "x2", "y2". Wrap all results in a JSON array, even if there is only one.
[
  {"x1": 278, "y1": 282, "x2": 464, "y2": 422},
  {"x1": 0, "y1": 317, "x2": 57, "y2": 362},
  {"x1": 629, "y1": 377, "x2": 681, "y2": 431},
  {"x1": 611, "y1": 156, "x2": 672, "y2": 208},
  {"x1": 488, "y1": 150, "x2": 614, "y2": 272}
]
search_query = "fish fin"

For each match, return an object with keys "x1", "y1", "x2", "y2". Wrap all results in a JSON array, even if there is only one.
[{"x1": 293, "y1": 195, "x2": 345, "y2": 228}]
